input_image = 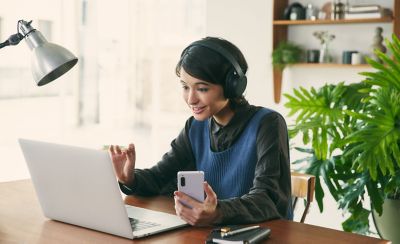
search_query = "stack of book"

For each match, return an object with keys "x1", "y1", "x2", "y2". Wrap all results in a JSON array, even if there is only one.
[{"x1": 344, "y1": 4, "x2": 390, "y2": 19}]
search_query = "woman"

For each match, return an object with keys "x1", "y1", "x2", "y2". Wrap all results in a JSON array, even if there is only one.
[{"x1": 109, "y1": 37, "x2": 292, "y2": 226}]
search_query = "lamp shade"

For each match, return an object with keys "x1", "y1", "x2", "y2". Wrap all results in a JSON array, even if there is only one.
[
  {"x1": 31, "y1": 42, "x2": 78, "y2": 86},
  {"x1": 20, "y1": 20, "x2": 78, "y2": 86}
]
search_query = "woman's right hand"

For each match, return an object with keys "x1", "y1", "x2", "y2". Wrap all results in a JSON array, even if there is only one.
[{"x1": 108, "y1": 144, "x2": 136, "y2": 186}]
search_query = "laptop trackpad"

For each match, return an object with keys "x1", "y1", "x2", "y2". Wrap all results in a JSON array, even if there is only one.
[
  {"x1": 125, "y1": 205, "x2": 186, "y2": 225},
  {"x1": 125, "y1": 205, "x2": 187, "y2": 238}
]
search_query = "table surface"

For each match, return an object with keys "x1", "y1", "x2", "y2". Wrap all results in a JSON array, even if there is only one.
[{"x1": 0, "y1": 180, "x2": 390, "y2": 244}]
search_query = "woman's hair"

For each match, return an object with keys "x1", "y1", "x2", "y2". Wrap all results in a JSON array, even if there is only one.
[{"x1": 175, "y1": 37, "x2": 248, "y2": 108}]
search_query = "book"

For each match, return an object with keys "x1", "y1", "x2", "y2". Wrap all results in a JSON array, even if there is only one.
[
  {"x1": 207, "y1": 226, "x2": 271, "y2": 244},
  {"x1": 348, "y1": 4, "x2": 381, "y2": 12},
  {"x1": 348, "y1": 10, "x2": 381, "y2": 14},
  {"x1": 344, "y1": 8, "x2": 391, "y2": 20},
  {"x1": 344, "y1": 11, "x2": 381, "y2": 19}
]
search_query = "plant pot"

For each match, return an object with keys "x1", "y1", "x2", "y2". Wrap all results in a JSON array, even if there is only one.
[{"x1": 372, "y1": 198, "x2": 400, "y2": 243}]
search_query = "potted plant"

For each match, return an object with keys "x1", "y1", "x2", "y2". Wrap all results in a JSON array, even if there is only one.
[
  {"x1": 272, "y1": 41, "x2": 304, "y2": 70},
  {"x1": 284, "y1": 34, "x2": 400, "y2": 241}
]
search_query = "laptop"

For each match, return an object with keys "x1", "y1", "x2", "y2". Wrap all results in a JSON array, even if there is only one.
[{"x1": 18, "y1": 138, "x2": 188, "y2": 239}]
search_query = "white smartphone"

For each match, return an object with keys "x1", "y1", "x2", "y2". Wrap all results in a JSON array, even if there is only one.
[{"x1": 177, "y1": 171, "x2": 205, "y2": 204}]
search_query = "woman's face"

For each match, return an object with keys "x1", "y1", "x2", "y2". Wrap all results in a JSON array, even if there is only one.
[{"x1": 180, "y1": 68, "x2": 233, "y2": 125}]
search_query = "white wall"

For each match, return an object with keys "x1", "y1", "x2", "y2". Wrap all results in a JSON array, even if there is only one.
[{"x1": 205, "y1": 0, "x2": 279, "y2": 109}]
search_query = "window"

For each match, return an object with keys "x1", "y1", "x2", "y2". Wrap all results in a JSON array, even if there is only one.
[
  {"x1": 78, "y1": 0, "x2": 206, "y2": 127},
  {"x1": 0, "y1": 0, "x2": 206, "y2": 181}
]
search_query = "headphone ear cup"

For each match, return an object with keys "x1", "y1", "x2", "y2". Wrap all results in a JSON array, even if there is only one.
[
  {"x1": 236, "y1": 75, "x2": 247, "y2": 97},
  {"x1": 224, "y1": 69, "x2": 247, "y2": 99}
]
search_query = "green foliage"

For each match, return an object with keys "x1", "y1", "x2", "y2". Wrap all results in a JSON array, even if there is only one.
[
  {"x1": 272, "y1": 41, "x2": 304, "y2": 70},
  {"x1": 284, "y1": 34, "x2": 400, "y2": 235}
]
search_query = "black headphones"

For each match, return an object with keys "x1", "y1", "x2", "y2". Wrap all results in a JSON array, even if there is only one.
[{"x1": 181, "y1": 40, "x2": 247, "y2": 99}]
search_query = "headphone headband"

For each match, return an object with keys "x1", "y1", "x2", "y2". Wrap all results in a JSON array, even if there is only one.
[{"x1": 186, "y1": 40, "x2": 246, "y2": 79}]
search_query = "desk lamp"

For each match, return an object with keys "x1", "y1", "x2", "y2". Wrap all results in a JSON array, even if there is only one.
[{"x1": 0, "y1": 20, "x2": 78, "y2": 86}]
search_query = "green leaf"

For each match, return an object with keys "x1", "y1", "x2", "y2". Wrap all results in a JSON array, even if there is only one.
[
  {"x1": 366, "y1": 180, "x2": 384, "y2": 216},
  {"x1": 314, "y1": 175, "x2": 324, "y2": 212},
  {"x1": 294, "y1": 147, "x2": 314, "y2": 154},
  {"x1": 338, "y1": 173, "x2": 367, "y2": 209},
  {"x1": 342, "y1": 205, "x2": 370, "y2": 234}
]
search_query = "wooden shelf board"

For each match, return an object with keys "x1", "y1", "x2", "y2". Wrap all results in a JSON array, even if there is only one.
[
  {"x1": 289, "y1": 63, "x2": 371, "y2": 68},
  {"x1": 273, "y1": 17, "x2": 393, "y2": 25}
]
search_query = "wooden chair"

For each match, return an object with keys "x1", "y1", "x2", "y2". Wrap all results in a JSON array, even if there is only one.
[{"x1": 291, "y1": 171, "x2": 316, "y2": 223}]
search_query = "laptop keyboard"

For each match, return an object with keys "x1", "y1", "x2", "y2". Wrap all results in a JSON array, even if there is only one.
[{"x1": 129, "y1": 217, "x2": 160, "y2": 231}]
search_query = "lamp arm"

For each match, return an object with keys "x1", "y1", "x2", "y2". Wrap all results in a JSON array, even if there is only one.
[
  {"x1": 0, "y1": 33, "x2": 24, "y2": 49},
  {"x1": 0, "y1": 41, "x2": 8, "y2": 49}
]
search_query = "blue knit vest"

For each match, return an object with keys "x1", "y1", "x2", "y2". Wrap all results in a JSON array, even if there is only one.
[{"x1": 189, "y1": 108, "x2": 272, "y2": 199}]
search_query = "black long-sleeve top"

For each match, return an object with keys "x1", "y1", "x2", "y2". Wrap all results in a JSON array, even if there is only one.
[{"x1": 119, "y1": 103, "x2": 291, "y2": 224}]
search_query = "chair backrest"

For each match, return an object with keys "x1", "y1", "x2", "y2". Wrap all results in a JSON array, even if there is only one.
[{"x1": 291, "y1": 171, "x2": 316, "y2": 223}]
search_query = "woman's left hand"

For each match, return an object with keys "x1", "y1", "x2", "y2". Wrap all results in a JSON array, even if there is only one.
[{"x1": 174, "y1": 182, "x2": 221, "y2": 226}]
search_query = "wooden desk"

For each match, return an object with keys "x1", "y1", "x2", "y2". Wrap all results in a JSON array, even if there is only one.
[{"x1": 0, "y1": 180, "x2": 389, "y2": 244}]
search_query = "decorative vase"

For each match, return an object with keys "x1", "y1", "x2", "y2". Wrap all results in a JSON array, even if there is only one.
[
  {"x1": 319, "y1": 42, "x2": 331, "y2": 63},
  {"x1": 371, "y1": 27, "x2": 387, "y2": 63},
  {"x1": 372, "y1": 198, "x2": 400, "y2": 243}
]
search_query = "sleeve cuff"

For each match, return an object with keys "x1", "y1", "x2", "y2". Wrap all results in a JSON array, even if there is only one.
[
  {"x1": 214, "y1": 200, "x2": 232, "y2": 224},
  {"x1": 119, "y1": 181, "x2": 135, "y2": 195}
]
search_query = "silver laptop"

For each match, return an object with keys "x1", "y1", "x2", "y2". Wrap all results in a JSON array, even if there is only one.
[{"x1": 18, "y1": 138, "x2": 187, "y2": 239}]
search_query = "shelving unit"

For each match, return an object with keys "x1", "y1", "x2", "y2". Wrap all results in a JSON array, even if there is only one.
[
  {"x1": 272, "y1": 0, "x2": 400, "y2": 103},
  {"x1": 291, "y1": 63, "x2": 370, "y2": 68},
  {"x1": 273, "y1": 17, "x2": 393, "y2": 25}
]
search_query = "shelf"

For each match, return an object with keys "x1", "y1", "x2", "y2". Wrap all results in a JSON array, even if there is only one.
[
  {"x1": 273, "y1": 16, "x2": 393, "y2": 25},
  {"x1": 272, "y1": 0, "x2": 399, "y2": 103},
  {"x1": 289, "y1": 63, "x2": 371, "y2": 68}
]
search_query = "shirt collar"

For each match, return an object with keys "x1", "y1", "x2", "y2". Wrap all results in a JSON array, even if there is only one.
[{"x1": 209, "y1": 102, "x2": 251, "y2": 135}]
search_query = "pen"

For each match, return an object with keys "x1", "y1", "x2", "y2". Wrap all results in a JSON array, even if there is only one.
[{"x1": 221, "y1": 225, "x2": 260, "y2": 237}]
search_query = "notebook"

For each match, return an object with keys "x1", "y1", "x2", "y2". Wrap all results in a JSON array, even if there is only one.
[
  {"x1": 206, "y1": 226, "x2": 271, "y2": 244},
  {"x1": 18, "y1": 138, "x2": 188, "y2": 239}
]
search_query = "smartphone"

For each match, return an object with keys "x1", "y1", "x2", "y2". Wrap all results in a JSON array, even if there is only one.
[{"x1": 177, "y1": 171, "x2": 205, "y2": 204}]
